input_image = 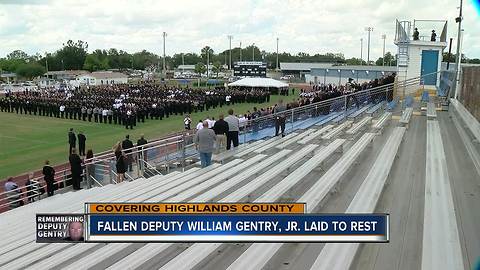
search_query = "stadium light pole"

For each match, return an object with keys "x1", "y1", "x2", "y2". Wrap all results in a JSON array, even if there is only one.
[
  {"x1": 360, "y1": 38, "x2": 363, "y2": 65},
  {"x1": 162, "y1": 31, "x2": 167, "y2": 76},
  {"x1": 181, "y1": 53, "x2": 184, "y2": 73},
  {"x1": 252, "y1": 43, "x2": 255, "y2": 61},
  {"x1": 365, "y1": 27, "x2": 373, "y2": 65},
  {"x1": 228, "y1": 35, "x2": 233, "y2": 70},
  {"x1": 276, "y1": 37, "x2": 279, "y2": 70},
  {"x1": 452, "y1": 0, "x2": 463, "y2": 99},
  {"x1": 382, "y1": 34, "x2": 386, "y2": 66},
  {"x1": 207, "y1": 48, "x2": 210, "y2": 78},
  {"x1": 239, "y1": 41, "x2": 242, "y2": 62},
  {"x1": 45, "y1": 52, "x2": 49, "y2": 73}
]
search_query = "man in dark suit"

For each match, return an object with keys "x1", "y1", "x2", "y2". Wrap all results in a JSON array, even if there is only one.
[
  {"x1": 69, "y1": 149, "x2": 83, "y2": 190},
  {"x1": 137, "y1": 134, "x2": 147, "y2": 147},
  {"x1": 137, "y1": 134, "x2": 148, "y2": 166},
  {"x1": 122, "y1": 135, "x2": 134, "y2": 172},
  {"x1": 212, "y1": 114, "x2": 229, "y2": 153},
  {"x1": 42, "y1": 160, "x2": 56, "y2": 197},
  {"x1": 68, "y1": 128, "x2": 76, "y2": 155},
  {"x1": 77, "y1": 131, "x2": 86, "y2": 156}
]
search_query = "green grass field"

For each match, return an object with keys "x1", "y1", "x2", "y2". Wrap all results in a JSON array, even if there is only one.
[{"x1": 0, "y1": 92, "x2": 297, "y2": 179}]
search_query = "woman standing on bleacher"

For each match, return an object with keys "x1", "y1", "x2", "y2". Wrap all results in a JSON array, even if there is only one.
[{"x1": 114, "y1": 142, "x2": 126, "y2": 183}]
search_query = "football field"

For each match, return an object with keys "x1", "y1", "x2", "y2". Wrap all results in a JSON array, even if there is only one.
[{"x1": 0, "y1": 93, "x2": 297, "y2": 180}]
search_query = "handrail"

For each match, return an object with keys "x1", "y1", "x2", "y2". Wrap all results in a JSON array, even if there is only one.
[
  {"x1": 0, "y1": 173, "x2": 73, "y2": 209},
  {"x1": 124, "y1": 172, "x2": 135, "y2": 182},
  {"x1": 86, "y1": 134, "x2": 185, "y2": 162},
  {"x1": 89, "y1": 175, "x2": 103, "y2": 188},
  {"x1": 242, "y1": 71, "x2": 438, "y2": 127},
  {"x1": 142, "y1": 160, "x2": 163, "y2": 176},
  {"x1": 110, "y1": 170, "x2": 118, "y2": 184},
  {"x1": 0, "y1": 168, "x2": 69, "y2": 197},
  {"x1": 84, "y1": 136, "x2": 186, "y2": 165},
  {"x1": 1, "y1": 70, "x2": 451, "y2": 212}
]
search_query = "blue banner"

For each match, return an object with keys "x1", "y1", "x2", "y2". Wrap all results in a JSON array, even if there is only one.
[{"x1": 87, "y1": 214, "x2": 388, "y2": 242}]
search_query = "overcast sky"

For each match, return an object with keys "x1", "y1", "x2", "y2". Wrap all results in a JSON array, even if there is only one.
[{"x1": 0, "y1": 0, "x2": 479, "y2": 60}]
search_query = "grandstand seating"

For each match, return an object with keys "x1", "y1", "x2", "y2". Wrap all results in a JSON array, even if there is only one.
[
  {"x1": 450, "y1": 98, "x2": 480, "y2": 143},
  {"x1": 387, "y1": 97, "x2": 399, "y2": 111},
  {"x1": 348, "y1": 104, "x2": 371, "y2": 120},
  {"x1": 298, "y1": 125, "x2": 334, "y2": 144},
  {"x1": 400, "y1": 107, "x2": 414, "y2": 127},
  {"x1": 276, "y1": 129, "x2": 315, "y2": 149},
  {"x1": 1, "y1": 97, "x2": 477, "y2": 270},
  {"x1": 372, "y1": 112, "x2": 392, "y2": 132},
  {"x1": 366, "y1": 101, "x2": 384, "y2": 115},
  {"x1": 405, "y1": 95, "x2": 414, "y2": 107},
  {"x1": 321, "y1": 121, "x2": 353, "y2": 140},
  {"x1": 421, "y1": 90, "x2": 430, "y2": 103},
  {"x1": 346, "y1": 116, "x2": 372, "y2": 135},
  {"x1": 311, "y1": 127, "x2": 406, "y2": 270},
  {"x1": 427, "y1": 102, "x2": 437, "y2": 119},
  {"x1": 422, "y1": 120, "x2": 463, "y2": 270}
]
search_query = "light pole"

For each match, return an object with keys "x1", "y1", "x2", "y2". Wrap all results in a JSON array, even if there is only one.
[
  {"x1": 365, "y1": 27, "x2": 373, "y2": 65},
  {"x1": 360, "y1": 38, "x2": 363, "y2": 65},
  {"x1": 162, "y1": 32, "x2": 167, "y2": 75},
  {"x1": 228, "y1": 35, "x2": 233, "y2": 70},
  {"x1": 382, "y1": 34, "x2": 386, "y2": 66},
  {"x1": 207, "y1": 48, "x2": 210, "y2": 78},
  {"x1": 239, "y1": 41, "x2": 242, "y2": 62},
  {"x1": 182, "y1": 53, "x2": 184, "y2": 73},
  {"x1": 276, "y1": 37, "x2": 279, "y2": 70},
  {"x1": 452, "y1": 0, "x2": 463, "y2": 98},
  {"x1": 252, "y1": 43, "x2": 255, "y2": 61},
  {"x1": 45, "y1": 52, "x2": 48, "y2": 73}
]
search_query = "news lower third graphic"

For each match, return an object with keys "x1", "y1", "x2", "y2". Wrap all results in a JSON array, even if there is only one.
[
  {"x1": 36, "y1": 214, "x2": 85, "y2": 243},
  {"x1": 36, "y1": 203, "x2": 389, "y2": 243}
]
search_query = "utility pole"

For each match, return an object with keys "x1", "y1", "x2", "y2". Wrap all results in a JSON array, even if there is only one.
[
  {"x1": 239, "y1": 41, "x2": 242, "y2": 62},
  {"x1": 207, "y1": 48, "x2": 209, "y2": 78},
  {"x1": 162, "y1": 31, "x2": 167, "y2": 76},
  {"x1": 452, "y1": 0, "x2": 463, "y2": 98},
  {"x1": 365, "y1": 27, "x2": 373, "y2": 65},
  {"x1": 382, "y1": 34, "x2": 386, "y2": 66},
  {"x1": 182, "y1": 53, "x2": 184, "y2": 73},
  {"x1": 252, "y1": 43, "x2": 255, "y2": 61},
  {"x1": 45, "y1": 53, "x2": 49, "y2": 73},
  {"x1": 360, "y1": 38, "x2": 363, "y2": 65},
  {"x1": 276, "y1": 37, "x2": 279, "y2": 70},
  {"x1": 228, "y1": 35, "x2": 233, "y2": 70}
]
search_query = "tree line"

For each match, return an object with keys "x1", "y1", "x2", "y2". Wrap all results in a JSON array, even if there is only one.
[{"x1": 1, "y1": 39, "x2": 479, "y2": 80}]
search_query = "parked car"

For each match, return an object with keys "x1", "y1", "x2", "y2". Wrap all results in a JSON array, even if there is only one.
[{"x1": 280, "y1": 75, "x2": 294, "y2": 80}]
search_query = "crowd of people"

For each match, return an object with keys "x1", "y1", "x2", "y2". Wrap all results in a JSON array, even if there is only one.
[
  {"x1": 0, "y1": 84, "x2": 272, "y2": 129},
  {"x1": 2, "y1": 73, "x2": 396, "y2": 209}
]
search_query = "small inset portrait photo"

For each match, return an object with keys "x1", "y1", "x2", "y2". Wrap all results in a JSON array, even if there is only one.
[{"x1": 64, "y1": 221, "x2": 84, "y2": 242}]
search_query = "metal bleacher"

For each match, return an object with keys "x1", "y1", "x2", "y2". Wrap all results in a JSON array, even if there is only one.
[{"x1": 1, "y1": 89, "x2": 479, "y2": 270}]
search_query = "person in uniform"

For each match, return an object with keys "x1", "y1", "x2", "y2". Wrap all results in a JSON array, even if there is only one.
[
  {"x1": 68, "y1": 128, "x2": 76, "y2": 155},
  {"x1": 413, "y1": 28, "x2": 419, "y2": 40},
  {"x1": 274, "y1": 100, "x2": 287, "y2": 137},
  {"x1": 122, "y1": 135, "x2": 134, "y2": 172},
  {"x1": 430, "y1": 30, "x2": 437, "y2": 42},
  {"x1": 184, "y1": 114, "x2": 192, "y2": 130},
  {"x1": 77, "y1": 131, "x2": 86, "y2": 156},
  {"x1": 69, "y1": 149, "x2": 83, "y2": 190},
  {"x1": 42, "y1": 160, "x2": 56, "y2": 197}
]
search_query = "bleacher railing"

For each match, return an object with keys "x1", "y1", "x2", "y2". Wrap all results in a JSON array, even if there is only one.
[
  {"x1": 1, "y1": 70, "x2": 453, "y2": 212},
  {"x1": 0, "y1": 168, "x2": 73, "y2": 211},
  {"x1": 82, "y1": 133, "x2": 197, "y2": 188}
]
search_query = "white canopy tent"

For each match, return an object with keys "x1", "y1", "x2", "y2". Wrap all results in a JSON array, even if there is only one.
[{"x1": 227, "y1": 77, "x2": 288, "y2": 88}]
